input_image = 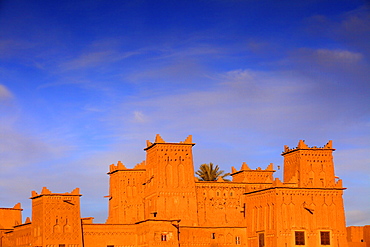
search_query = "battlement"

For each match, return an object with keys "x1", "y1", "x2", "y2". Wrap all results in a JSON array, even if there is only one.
[
  {"x1": 231, "y1": 162, "x2": 274, "y2": 175},
  {"x1": 282, "y1": 140, "x2": 339, "y2": 188},
  {"x1": 108, "y1": 160, "x2": 147, "y2": 174},
  {"x1": 282, "y1": 140, "x2": 335, "y2": 155},
  {"x1": 144, "y1": 134, "x2": 195, "y2": 150},
  {"x1": 231, "y1": 162, "x2": 275, "y2": 183},
  {"x1": 0, "y1": 203, "x2": 22, "y2": 211},
  {"x1": 30, "y1": 187, "x2": 81, "y2": 199}
]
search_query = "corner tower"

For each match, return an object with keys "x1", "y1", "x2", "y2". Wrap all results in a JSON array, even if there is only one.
[
  {"x1": 31, "y1": 187, "x2": 83, "y2": 247},
  {"x1": 282, "y1": 140, "x2": 340, "y2": 188},
  {"x1": 143, "y1": 134, "x2": 198, "y2": 226}
]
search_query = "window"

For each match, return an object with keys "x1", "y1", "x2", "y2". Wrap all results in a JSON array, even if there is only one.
[
  {"x1": 59, "y1": 245, "x2": 65, "y2": 247},
  {"x1": 295, "y1": 231, "x2": 305, "y2": 245},
  {"x1": 320, "y1": 231, "x2": 330, "y2": 245},
  {"x1": 235, "y1": 236, "x2": 241, "y2": 245},
  {"x1": 161, "y1": 234, "x2": 167, "y2": 241},
  {"x1": 211, "y1": 233, "x2": 216, "y2": 239},
  {"x1": 107, "y1": 246, "x2": 114, "y2": 247},
  {"x1": 259, "y1": 233, "x2": 265, "y2": 247}
]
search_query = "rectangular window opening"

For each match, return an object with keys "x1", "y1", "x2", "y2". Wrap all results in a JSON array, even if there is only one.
[
  {"x1": 295, "y1": 231, "x2": 305, "y2": 245},
  {"x1": 259, "y1": 233, "x2": 265, "y2": 247},
  {"x1": 211, "y1": 233, "x2": 216, "y2": 239},
  {"x1": 161, "y1": 234, "x2": 167, "y2": 241},
  {"x1": 320, "y1": 231, "x2": 330, "y2": 245},
  {"x1": 236, "y1": 236, "x2": 241, "y2": 245}
]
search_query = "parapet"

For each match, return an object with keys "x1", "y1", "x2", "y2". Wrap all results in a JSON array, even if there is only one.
[
  {"x1": 30, "y1": 187, "x2": 81, "y2": 199},
  {"x1": 108, "y1": 160, "x2": 146, "y2": 174},
  {"x1": 282, "y1": 140, "x2": 335, "y2": 155},
  {"x1": 231, "y1": 162, "x2": 275, "y2": 175},
  {"x1": 144, "y1": 134, "x2": 195, "y2": 150},
  {"x1": 0, "y1": 203, "x2": 23, "y2": 211},
  {"x1": 231, "y1": 162, "x2": 275, "y2": 183}
]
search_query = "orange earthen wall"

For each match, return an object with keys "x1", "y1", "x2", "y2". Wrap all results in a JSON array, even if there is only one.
[
  {"x1": 195, "y1": 182, "x2": 247, "y2": 227},
  {"x1": 245, "y1": 188, "x2": 348, "y2": 247},
  {"x1": 0, "y1": 206, "x2": 22, "y2": 229},
  {"x1": 179, "y1": 227, "x2": 247, "y2": 247},
  {"x1": 82, "y1": 223, "x2": 137, "y2": 247},
  {"x1": 106, "y1": 167, "x2": 146, "y2": 224}
]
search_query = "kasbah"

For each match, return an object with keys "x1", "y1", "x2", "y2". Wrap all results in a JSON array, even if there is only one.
[{"x1": 0, "y1": 135, "x2": 369, "y2": 247}]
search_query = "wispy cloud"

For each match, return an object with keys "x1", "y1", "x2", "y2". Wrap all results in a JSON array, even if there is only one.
[
  {"x1": 316, "y1": 49, "x2": 363, "y2": 63},
  {"x1": 0, "y1": 127, "x2": 69, "y2": 170},
  {"x1": 59, "y1": 50, "x2": 140, "y2": 71},
  {"x1": 0, "y1": 84, "x2": 13, "y2": 100},
  {"x1": 305, "y1": 5, "x2": 370, "y2": 55},
  {"x1": 346, "y1": 210, "x2": 370, "y2": 226},
  {"x1": 133, "y1": 111, "x2": 147, "y2": 123},
  {"x1": 290, "y1": 48, "x2": 364, "y2": 69}
]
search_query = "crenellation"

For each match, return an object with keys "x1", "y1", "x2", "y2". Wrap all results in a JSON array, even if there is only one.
[{"x1": 282, "y1": 140, "x2": 336, "y2": 156}]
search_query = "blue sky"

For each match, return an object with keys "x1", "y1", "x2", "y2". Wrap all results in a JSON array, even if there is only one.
[{"x1": 0, "y1": 0, "x2": 369, "y2": 225}]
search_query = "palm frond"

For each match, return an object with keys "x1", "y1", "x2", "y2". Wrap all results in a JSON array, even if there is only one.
[{"x1": 195, "y1": 162, "x2": 230, "y2": 181}]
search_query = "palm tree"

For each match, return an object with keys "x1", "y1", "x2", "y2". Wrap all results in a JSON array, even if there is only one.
[{"x1": 196, "y1": 163, "x2": 230, "y2": 181}]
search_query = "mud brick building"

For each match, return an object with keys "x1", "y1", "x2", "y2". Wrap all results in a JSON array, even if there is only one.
[{"x1": 1, "y1": 135, "x2": 364, "y2": 247}]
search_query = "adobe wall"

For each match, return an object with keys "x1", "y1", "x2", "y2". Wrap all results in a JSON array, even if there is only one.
[
  {"x1": 143, "y1": 135, "x2": 198, "y2": 226},
  {"x1": 0, "y1": 203, "x2": 22, "y2": 229},
  {"x1": 195, "y1": 182, "x2": 247, "y2": 227},
  {"x1": 179, "y1": 226, "x2": 247, "y2": 247},
  {"x1": 106, "y1": 161, "x2": 146, "y2": 224},
  {"x1": 245, "y1": 187, "x2": 348, "y2": 247},
  {"x1": 82, "y1": 223, "x2": 137, "y2": 247},
  {"x1": 1, "y1": 223, "x2": 32, "y2": 247},
  {"x1": 365, "y1": 226, "x2": 370, "y2": 247},
  {"x1": 135, "y1": 220, "x2": 180, "y2": 247},
  {"x1": 30, "y1": 187, "x2": 83, "y2": 247},
  {"x1": 282, "y1": 140, "x2": 336, "y2": 188},
  {"x1": 347, "y1": 226, "x2": 370, "y2": 247}
]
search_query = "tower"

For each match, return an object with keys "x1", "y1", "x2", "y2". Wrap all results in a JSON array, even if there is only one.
[
  {"x1": 282, "y1": 140, "x2": 338, "y2": 188},
  {"x1": 31, "y1": 187, "x2": 83, "y2": 247},
  {"x1": 143, "y1": 134, "x2": 198, "y2": 226},
  {"x1": 106, "y1": 161, "x2": 146, "y2": 224}
]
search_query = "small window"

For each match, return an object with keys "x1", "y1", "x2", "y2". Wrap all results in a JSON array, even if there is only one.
[
  {"x1": 236, "y1": 236, "x2": 241, "y2": 245},
  {"x1": 59, "y1": 245, "x2": 66, "y2": 247},
  {"x1": 107, "y1": 245, "x2": 114, "y2": 247},
  {"x1": 259, "y1": 233, "x2": 265, "y2": 247},
  {"x1": 161, "y1": 234, "x2": 167, "y2": 241},
  {"x1": 320, "y1": 231, "x2": 330, "y2": 245},
  {"x1": 295, "y1": 231, "x2": 305, "y2": 245},
  {"x1": 211, "y1": 233, "x2": 216, "y2": 239}
]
